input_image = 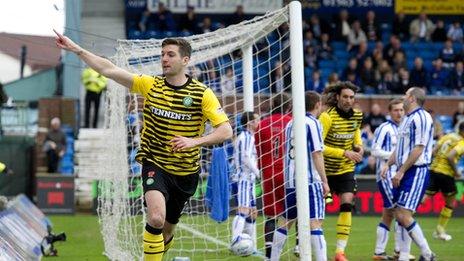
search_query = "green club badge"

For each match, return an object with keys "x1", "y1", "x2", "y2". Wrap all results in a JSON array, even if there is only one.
[
  {"x1": 146, "y1": 178, "x2": 154, "y2": 186},
  {"x1": 183, "y1": 96, "x2": 193, "y2": 107}
]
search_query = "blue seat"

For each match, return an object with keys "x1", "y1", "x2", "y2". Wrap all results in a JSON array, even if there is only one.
[
  {"x1": 382, "y1": 33, "x2": 391, "y2": 44},
  {"x1": 332, "y1": 41, "x2": 346, "y2": 51},
  {"x1": 453, "y1": 43, "x2": 463, "y2": 52},
  {"x1": 407, "y1": 60, "x2": 415, "y2": 70},
  {"x1": 431, "y1": 42, "x2": 443, "y2": 52},
  {"x1": 146, "y1": 30, "x2": 161, "y2": 39},
  {"x1": 381, "y1": 23, "x2": 391, "y2": 31},
  {"x1": 402, "y1": 42, "x2": 414, "y2": 50},
  {"x1": 405, "y1": 49, "x2": 418, "y2": 59},
  {"x1": 414, "y1": 42, "x2": 434, "y2": 52},
  {"x1": 164, "y1": 31, "x2": 177, "y2": 37},
  {"x1": 419, "y1": 51, "x2": 437, "y2": 60},
  {"x1": 128, "y1": 30, "x2": 142, "y2": 39},
  {"x1": 320, "y1": 68, "x2": 333, "y2": 79},
  {"x1": 334, "y1": 50, "x2": 349, "y2": 60},
  {"x1": 438, "y1": 115, "x2": 453, "y2": 132},
  {"x1": 319, "y1": 60, "x2": 336, "y2": 70},
  {"x1": 304, "y1": 67, "x2": 313, "y2": 79}
]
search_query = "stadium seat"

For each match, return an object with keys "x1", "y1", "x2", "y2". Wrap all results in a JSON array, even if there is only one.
[
  {"x1": 438, "y1": 115, "x2": 454, "y2": 133},
  {"x1": 453, "y1": 43, "x2": 463, "y2": 52},
  {"x1": 319, "y1": 60, "x2": 336, "y2": 70},
  {"x1": 332, "y1": 41, "x2": 346, "y2": 51},
  {"x1": 431, "y1": 42, "x2": 443, "y2": 52},
  {"x1": 164, "y1": 31, "x2": 176, "y2": 37},
  {"x1": 146, "y1": 30, "x2": 161, "y2": 39},
  {"x1": 405, "y1": 49, "x2": 418, "y2": 59},
  {"x1": 320, "y1": 68, "x2": 333, "y2": 80},
  {"x1": 414, "y1": 42, "x2": 434, "y2": 52},
  {"x1": 401, "y1": 42, "x2": 414, "y2": 50},
  {"x1": 128, "y1": 29, "x2": 142, "y2": 39},
  {"x1": 381, "y1": 33, "x2": 391, "y2": 43},
  {"x1": 420, "y1": 51, "x2": 437, "y2": 60},
  {"x1": 334, "y1": 50, "x2": 349, "y2": 60}
]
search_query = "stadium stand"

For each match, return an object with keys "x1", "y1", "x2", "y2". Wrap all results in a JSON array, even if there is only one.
[{"x1": 123, "y1": 5, "x2": 463, "y2": 98}]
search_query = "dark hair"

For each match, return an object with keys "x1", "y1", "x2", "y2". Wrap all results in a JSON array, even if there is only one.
[
  {"x1": 305, "y1": 91, "x2": 321, "y2": 112},
  {"x1": 388, "y1": 98, "x2": 403, "y2": 111},
  {"x1": 458, "y1": 121, "x2": 464, "y2": 133},
  {"x1": 271, "y1": 92, "x2": 292, "y2": 114},
  {"x1": 322, "y1": 81, "x2": 359, "y2": 107},
  {"x1": 240, "y1": 111, "x2": 256, "y2": 126},
  {"x1": 161, "y1": 38, "x2": 192, "y2": 58},
  {"x1": 409, "y1": 87, "x2": 426, "y2": 106}
]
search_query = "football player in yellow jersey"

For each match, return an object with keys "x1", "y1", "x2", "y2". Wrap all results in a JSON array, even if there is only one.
[
  {"x1": 320, "y1": 82, "x2": 363, "y2": 261},
  {"x1": 424, "y1": 121, "x2": 464, "y2": 241},
  {"x1": 54, "y1": 32, "x2": 233, "y2": 261}
]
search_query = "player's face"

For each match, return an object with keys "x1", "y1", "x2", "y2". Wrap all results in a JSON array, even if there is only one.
[
  {"x1": 161, "y1": 45, "x2": 189, "y2": 77},
  {"x1": 403, "y1": 89, "x2": 413, "y2": 112},
  {"x1": 250, "y1": 114, "x2": 260, "y2": 132},
  {"x1": 314, "y1": 100, "x2": 322, "y2": 117},
  {"x1": 336, "y1": 88, "x2": 355, "y2": 112},
  {"x1": 390, "y1": 103, "x2": 404, "y2": 123}
]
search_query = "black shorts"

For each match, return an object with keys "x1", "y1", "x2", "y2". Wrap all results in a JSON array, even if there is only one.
[
  {"x1": 327, "y1": 172, "x2": 357, "y2": 195},
  {"x1": 426, "y1": 171, "x2": 457, "y2": 197},
  {"x1": 142, "y1": 161, "x2": 199, "y2": 224}
]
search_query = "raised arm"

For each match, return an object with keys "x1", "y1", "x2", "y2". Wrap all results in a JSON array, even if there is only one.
[{"x1": 54, "y1": 30, "x2": 133, "y2": 88}]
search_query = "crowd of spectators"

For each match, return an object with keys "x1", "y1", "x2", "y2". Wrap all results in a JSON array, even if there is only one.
[
  {"x1": 128, "y1": 5, "x2": 464, "y2": 96},
  {"x1": 298, "y1": 11, "x2": 464, "y2": 96}
]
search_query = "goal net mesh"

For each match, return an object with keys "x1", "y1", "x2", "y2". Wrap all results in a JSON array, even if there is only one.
[{"x1": 97, "y1": 5, "x2": 300, "y2": 260}]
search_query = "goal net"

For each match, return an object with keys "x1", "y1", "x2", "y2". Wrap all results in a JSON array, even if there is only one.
[{"x1": 97, "y1": 2, "x2": 310, "y2": 260}]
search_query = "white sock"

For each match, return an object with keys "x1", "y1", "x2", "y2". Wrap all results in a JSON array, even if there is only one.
[
  {"x1": 244, "y1": 217, "x2": 256, "y2": 250},
  {"x1": 394, "y1": 221, "x2": 400, "y2": 253},
  {"x1": 375, "y1": 223, "x2": 390, "y2": 254},
  {"x1": 396, "y1": 223, "x2": 412, "y2": 261},
  {"x1": 406, "y1": 221, "x2": 432, "y2": 258},
  {"x1": 270, "y1": 228, "x2": 287, "y2": 261},
  {"x1": 311, "y1": 229, "x2": 327, "y2": 261},
  {"x1": 232, "y1": 214, "x2": 246, "y2": 242}
]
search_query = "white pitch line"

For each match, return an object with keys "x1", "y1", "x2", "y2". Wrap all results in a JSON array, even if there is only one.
[
  {"x1": 177, "y1": 223, "x2": 266, "y2": 259},
  {"x1": 177, "y1": 223, "x2": 230, "y2": 247}
]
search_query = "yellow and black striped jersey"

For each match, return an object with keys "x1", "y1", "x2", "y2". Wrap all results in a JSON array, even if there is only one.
[
  {"x1": 131, "y1": 75, "x2": 229, "y2": 176},
  {"x1": 319, "y1": 107, "x2": 363, "y2": 176},
  {"x1": 430, "y1": 133, "x2": 464, "y2": 177}
]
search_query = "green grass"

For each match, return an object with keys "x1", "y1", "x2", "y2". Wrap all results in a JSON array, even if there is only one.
[{"x1": 45, "y1": 214, "x2": 464, "y2": 260}]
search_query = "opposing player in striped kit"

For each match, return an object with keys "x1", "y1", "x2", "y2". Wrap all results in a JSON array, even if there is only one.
[
  {"x1": 380, "y1": 87, "x2": 436, "y2": 261},
  {"x1": 231, "y1": 112, "x2": 260, "y2": 251},
  {"x1": 271, "y1": 91, "x2": 330, "y2": 261},
  {"x1": 371, "y1": 99, "x2": 413, "y2": 260}
]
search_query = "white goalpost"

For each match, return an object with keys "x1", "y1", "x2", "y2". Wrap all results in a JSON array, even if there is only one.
[{"x1": 95, "y1": 1, "x2": 311, "y2": 260}]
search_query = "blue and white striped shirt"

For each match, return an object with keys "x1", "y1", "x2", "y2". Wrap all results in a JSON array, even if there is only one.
[
  {"x1": 372, "y1": 120, "x2": 399, "y2": 182},
  {"x1": 234, "y1": 130, "x2": 260, "y2": 182},
  {"x1": 396, "y1": 108, "x2": 434, "y2": 168},
  {"x1": 284, "y1": 113, "x2": 324, "y2": 188}
]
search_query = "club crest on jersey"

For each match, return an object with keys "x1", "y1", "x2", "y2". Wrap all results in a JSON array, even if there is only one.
[
  {"x1": 353, "y1": 122, "x2": 358, "y2": 129},
  {"x1": 146, "y1": 178, "x2": 154, "y2": 185},
  {"x1": 183, "y1": 96, "x2": 193, "y2": 107}
]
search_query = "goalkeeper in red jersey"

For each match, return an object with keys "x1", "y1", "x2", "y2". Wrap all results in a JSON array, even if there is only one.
[{"x1": 255, "y1": 92, "x2": 292, "y2": 259}]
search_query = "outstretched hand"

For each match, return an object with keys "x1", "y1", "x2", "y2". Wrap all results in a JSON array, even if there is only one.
[{"x1": 53, "y1": 29, "x2": 81, "y2": 53}]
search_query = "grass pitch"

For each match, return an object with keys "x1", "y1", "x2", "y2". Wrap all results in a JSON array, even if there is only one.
[{"x1": 46, "y1": 214, "x2": 464, "y2": 260}]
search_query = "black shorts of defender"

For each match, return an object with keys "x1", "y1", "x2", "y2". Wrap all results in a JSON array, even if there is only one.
[
  {"x1": 426, "y1": 171, "x2": 457, "y2": 197},
  {"x1": 142, "y1": 161, "x2": 199, "y2": 224},
  {"x1": 327, "y1": 172, "x2": 357, "y2": 195}
]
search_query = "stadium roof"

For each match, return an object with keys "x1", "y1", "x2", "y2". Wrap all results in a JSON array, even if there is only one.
[{"x1": 0, "y1": 32, "x2": 61, "y2": 71}]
